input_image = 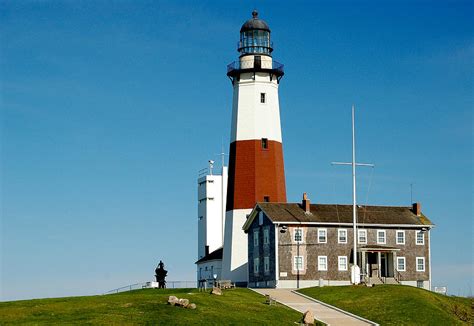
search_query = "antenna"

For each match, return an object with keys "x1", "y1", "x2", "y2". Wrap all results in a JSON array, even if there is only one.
[{"x1": 208, "y1": 160, "x2": 214, "y2": 175}]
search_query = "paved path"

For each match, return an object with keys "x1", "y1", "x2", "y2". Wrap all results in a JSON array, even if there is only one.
[{"x1": 252, "y1": 288, "x2": 374, "y2": 326}]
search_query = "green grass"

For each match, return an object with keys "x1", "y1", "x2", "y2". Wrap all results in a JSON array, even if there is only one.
[
  {"x1": 0, "y1": 288, "x2": 304, "y2": 325},
  {"x1": 298, "y1": 285, "x2": 473, "y2": 326}
]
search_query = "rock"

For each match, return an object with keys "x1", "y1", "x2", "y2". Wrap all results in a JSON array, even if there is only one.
[
  {"x1": 187, "y1": 303, "x2": 197, "y2": 309},
  {"x1": 167, "y1": 295, "x2": 179, "y2": 306},
  {"x1": 211, "y1": 287, "x2": 222, "y2": 295},
  {"x1": 178, "y1": 298, "x2": 190, "y2": 307},
  {"x1": 302, "y1": 310, "x2": 315, "y2": 325}
]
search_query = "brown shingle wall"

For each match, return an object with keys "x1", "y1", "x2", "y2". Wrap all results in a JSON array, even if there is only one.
[{"x1": 277, "y1": 226, "x2": 430, "y2": 281}]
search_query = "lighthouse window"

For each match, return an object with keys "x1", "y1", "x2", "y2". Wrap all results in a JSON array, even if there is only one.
[
  {"x1": 260, "y1": 93, "x2": 266, "y2": 103},
  {"x1": 261, "y1": 138, "x2": 268, "y2": 149}
]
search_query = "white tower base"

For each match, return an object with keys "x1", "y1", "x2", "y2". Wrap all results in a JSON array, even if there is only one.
[{"x1": 221, "y1": 208, "x2": 251, "y2": 285}]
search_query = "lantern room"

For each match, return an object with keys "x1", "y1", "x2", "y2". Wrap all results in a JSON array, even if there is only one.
[{"x1": 238, "y1": 10, "x2": 273, "y2": 56}]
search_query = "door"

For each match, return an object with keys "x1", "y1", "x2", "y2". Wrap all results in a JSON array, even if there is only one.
[{"x1": 381, "y1": 253, "x2": 387, "y2": 277}]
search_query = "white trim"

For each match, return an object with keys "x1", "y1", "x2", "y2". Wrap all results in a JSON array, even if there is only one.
[
  {"x1": 338, "y1": 256, "x2": 348, "y2": 271},
  {"x1": 294, "y1": 228, "x2": 304, "y2": 244},
  {"x1": 416, "y1": 257, "x2": 425, "y2": 272},
  {"x1": 275, "y1": 224, "x2": 279, "y2": 285},
  {"x1": 358, "y1": 229, "x2": 367, "y2": 244},
  {"x1": 317, "y1": 228, "x2": 327, "y2": 243},
  {"x1": 416, "y1": 230, "x2": 425, "y2": 245},
  {"x1": 428, "y1": 229, "x2": 432, "y2": 290},
  {"x1": 397, "y1": 257, "x2": 406, "y2": 271},
  {"x1": 254, "y1": 257, "x2": 259, "y2": 274},
  {"x1": 255, "y1": 221, "x2": 434, "y2": 228},
  {"x1": 377, "y1": 230, "x2": 386, "y2": 244},
  {"x1": 253, "y1": 230, "x2": 259, "y2": 247},
  {"x1": 318, "y1": 256, "x2": 328, "y2": 271},
  {"x1": 293, "y1": 256, "x2": 304, "y2": 271},
  {"x1": 396, "y1": 230, "x2": 405, "y2": 245},
  {"x1": 338, "y1": 228, "x2": 348, "y2": 244},
  {"x1": 263, "y1": 228, "x2": 270, "y2": 245}
]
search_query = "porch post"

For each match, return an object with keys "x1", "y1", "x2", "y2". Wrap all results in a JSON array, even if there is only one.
[
  {"x1": 362, "y1": 251, "x2": 366, "y2": 276},
  {"x1": 393, "y1": 252, "x2": 397, "y2": 275},
  {"x1": 377, "y1": 252, "x2": 381, "y2": 278}
]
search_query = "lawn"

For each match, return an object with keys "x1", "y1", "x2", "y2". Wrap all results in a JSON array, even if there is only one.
[
  {"x1": 0, "y1": 288, "x2": 303, "y2": 325},
  {"x1": 298, "y1": 284, "x2": 473, "y2": 325}
]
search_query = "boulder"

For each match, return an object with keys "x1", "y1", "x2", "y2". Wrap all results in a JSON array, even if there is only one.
[
  {"x1": 187, "y1": 303, "x2": 197, "y2": 309},
  {"x1": 302, "y1": 310, "x2": 315, "y2": 325},
  {"x1": 211, "y1": 287, "x2": 222, "y2": 295},
  {"x1": 167, "y1": 296, "x2": 179, "y2": 306},
  {"x1": 178, "y1": 298, "x2": 190, "y2": 308}
]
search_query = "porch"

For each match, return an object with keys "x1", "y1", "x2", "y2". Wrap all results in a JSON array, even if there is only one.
[{"x1": 358, "y1": 245, "x2": 401, "y2": 285}]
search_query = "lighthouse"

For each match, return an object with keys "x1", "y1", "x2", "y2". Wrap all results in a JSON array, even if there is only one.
[{"x1": 221, "y1": 11, "x2": 287, "y2": 284}]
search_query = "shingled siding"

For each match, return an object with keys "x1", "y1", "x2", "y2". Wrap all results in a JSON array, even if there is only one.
[
  {"x1": 248, "y1": 211, "x2": 276, "y2": 287},
  {"x1": 277, "y1": 225, "x2": 430, "y2": 283},
  {"x1": 278, "y1": 225, "x2": 352, "y2": 282}
]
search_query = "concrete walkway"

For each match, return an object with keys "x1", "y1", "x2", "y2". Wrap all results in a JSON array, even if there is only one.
[{"x1": 252, "y1": 288, "x2": 374, "y2": 326}]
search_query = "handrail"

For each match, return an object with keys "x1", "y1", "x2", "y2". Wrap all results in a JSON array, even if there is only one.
[
  {"x1": 227, "y1": 60, "x2": 284, "y2": 74},
  {"x1": 105, "y1": 280, "x2": 198, "y2": 295}
]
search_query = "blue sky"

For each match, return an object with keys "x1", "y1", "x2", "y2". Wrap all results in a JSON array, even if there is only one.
[{"x1": 1, "y1": 1, "x2": 472, "y2": 300}]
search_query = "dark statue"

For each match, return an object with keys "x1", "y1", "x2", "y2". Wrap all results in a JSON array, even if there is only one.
[{"x1": 155, "y1": 260, "x2": 168, "y2": 288}]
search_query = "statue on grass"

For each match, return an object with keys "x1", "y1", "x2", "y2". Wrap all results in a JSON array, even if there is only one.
[{"x1": 155, "y1": 260, "x2": 168, "y2": 289}]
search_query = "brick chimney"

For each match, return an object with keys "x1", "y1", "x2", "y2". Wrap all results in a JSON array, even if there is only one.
[
  {"x1": 302, "y1": 193, "x2": 311, "y2": 213},
  {"x1": 412, "y1": 202, "x2": 421, "y2": 216}
]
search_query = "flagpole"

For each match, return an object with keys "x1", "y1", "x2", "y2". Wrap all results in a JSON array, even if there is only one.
[{"x1": 352, "y1": 105, "x2": 358, "y2": 272}]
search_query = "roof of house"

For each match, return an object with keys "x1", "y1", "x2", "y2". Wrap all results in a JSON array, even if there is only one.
[
  {"x1": 195, "y1": 248, "x2": 223, "y2": 264},
  {"x1": 243, "y1": 203, "x2": 433, "y2": 231}
]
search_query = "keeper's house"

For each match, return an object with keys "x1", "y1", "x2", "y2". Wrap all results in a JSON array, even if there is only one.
[{"x1": 243, "y1": 194, "x2": 434, "y2": 290}]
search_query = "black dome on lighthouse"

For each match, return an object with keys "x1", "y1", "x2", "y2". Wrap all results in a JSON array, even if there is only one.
[{"x1": 240, "y1": 10, "x2": 270, "y2": 33}]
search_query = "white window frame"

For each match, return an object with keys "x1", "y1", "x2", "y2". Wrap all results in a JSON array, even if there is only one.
[
  {"x1": 318, "y1": 256, "x2": 328, "y2": 271},
  {"x1": 397, "y1": 257, "x2": 406, "y2": 271},
  {"x1": 264, "y1": 256, "x2": 270, "y2": 273},
  {"x1": 258, "y1": 211, "x2": 263, "y2": 225},
  {"x1": 358, "y1": 229, "x2": 367, "y2": 244},
  {"x1": 317, "y1": 228, "x2": 327, "y2": 244},
  {"x1": 416, "y1": 230, "x2": 425, "y2": 245},
  {"x1": 254, "y1": 257, "x2": 259, "y2": 274},
  {"x1": 416, "y1": 257, "x2": 425, "y2": 272},
  {"x1": 263, "y1": 228, "x2": 270, "y2": 245},
  {"x1": 396, "y1": 230, "x2": 405, "y2": 245},
  {"x1": 338, "y1": 228, "x2": 347, "y2": 244},
  {"x1": 294, "y1": 256, "x2": 304, "y2": 271},
  {"x1": 338, "y1": 256, "x2": 348, "y2": 271},
  {"x1": 294, "y1": 228, "x2": 303, "y2": 243},
  {"x1": 253, "y1": 230, "x2": 259, "y2": 247},
  {"x1": 377, "y1": 230, "x2": 386, "y2": 244}
]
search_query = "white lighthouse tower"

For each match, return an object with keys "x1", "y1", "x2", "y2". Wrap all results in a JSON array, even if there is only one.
[{"x1": 221, "y1": 11, "x2": 287, "y2": 285}]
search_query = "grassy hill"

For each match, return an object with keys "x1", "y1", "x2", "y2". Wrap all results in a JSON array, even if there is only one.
[
  {"x1": 0, "y1": 288, "x2": 303, "y2": 325},
  {"x1": 298, "y1": 284, "x2": 473, "y2": 325}
]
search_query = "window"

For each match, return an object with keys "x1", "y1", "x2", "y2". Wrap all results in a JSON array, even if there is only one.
[
  {"x1": 397, "y1": 257, "x2": 406, "y2": 271},
  {"x1": 198, "y1": 216, "x2": 203, "y2": 220},
  {"x1": 263, "y1": 228, "x2": 270, "y2": 245},
  {"x1": 377, "y1": 230, "x2": 386, "y2": 244},
  {"x1": 294, "y1": 229, "x2": 303, "y2": 243},
  {"x1": 416, "y1": 231, "x2": 425, "y2": 245},
  {"x1": 318, "y1": 228, "x2": 327, "y2": 243},
  {"x1": 260, "y1": 92, "x2": 266, "y2": 103},
  {"x1": 358, "y1": 229, "x2": 367, "y2": 244},
  {"x1": 416, "y1": 257, "x2": 425, "y2": 272},
  {"x1": 254, "y1": 258, "x2": 259, "y2": 274},
  {"x1": 253, "y1": 230, "x2": 259, "y2": 247},
  {"x1": 318, "y1": 256, "x2": 328, "y2": 271},
  {"x1": 258, "y1": 211, "x2": 263, "y2": 225},
  {"x1": 264, "y1": 256, "x2": 270, "y2": 272},
  {"x1": 396, "y1": 230, "x2": 405, "y2": 245},
  {"x1": 338, "y1": 256, "x2": 348, "y2": 271},
  {"x1": 261, "y1": 138, "x2": 268, "y2": 149},
  {"x1": 207, "y1": 180, "x2": 214, "y2": 183},
  {"x1": 338, "y1": 229, "x2": 347, "y2": 244},
  {"x1": 263, "y1": 196, "x2": 270, "y2": 202},
  {"x1": 417, "y1": 280, "x2": 424, "y2": 288},
  {"x1": 294, "y1": 256, "x2": 303, "y2": 271}
]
